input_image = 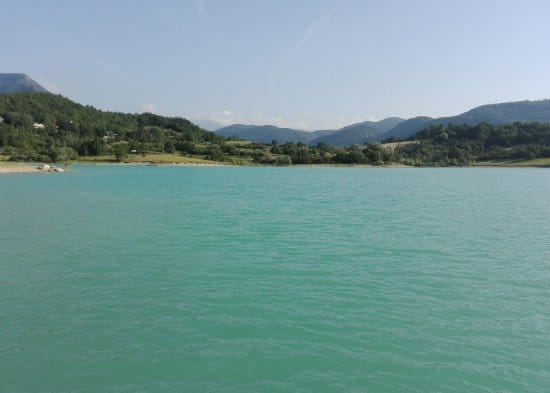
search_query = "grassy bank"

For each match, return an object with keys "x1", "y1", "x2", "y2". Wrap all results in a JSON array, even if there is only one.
[
  {"x1": 75, "y1": 153, "x2": 215, "y2": 164},
  {"x1": 73, "y1": 152, "x2": 260, "y2": 166},
  {"x1": 476, "y1": 158, "x2": 550, "y2": 167},
  {"x1": 4, "y1": 152, "x2": 550, "y2": 168}
]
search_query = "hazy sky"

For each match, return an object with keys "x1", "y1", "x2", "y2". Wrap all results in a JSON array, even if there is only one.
[{"x1": 3, "y1": 0, "x2": 550, "y2": 130}]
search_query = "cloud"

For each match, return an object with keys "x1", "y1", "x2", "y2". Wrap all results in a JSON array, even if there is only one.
[
  {"x1": 190, "y1": 109, "x2": 318, "y2": 131},
  {"x1": 200, "y1": 65, "x2": 210, "y2": 84},
  {"x1": 35, "y1": 78, "x2": 63, "y2": 94},
  {"x1": 191, "y1": 110, "x2": 384, "y2": 131},
  {"x1": 333, "y1": 114, "x2": 365, "y2": 129},
  {"x1": 194, "y1": 0, "x2": 207, "y2": 18},
  {"x1": 189, "y1": 109, "x2": 234, "y2": 130},
  {"x1": 58, "y1": 39, "x2": 124, "y2": 78},
  {"x1": 192, "y1": 110, "x2": 388, "y2": 131},
  {"x1": 189, "y1": 106, "x2": 378, "y2": 131},
  {"x1": 268, "y1": 6, "x2": 338, "y2": 87},
  {"x1": 141, "y1": 103, "x2": 157, "y2": 113},
  {"x1": 31, "y1": 26, "x2": 127, "y2": 81},
  {"x1": 292, "y1": 15, "x2": 332, "y2": 56}
]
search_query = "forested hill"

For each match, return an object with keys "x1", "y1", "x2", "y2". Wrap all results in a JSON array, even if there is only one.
[
  {"x1": 394, "y1": 122, "x2": 550, "y2": 166},
  {"x1": 0, "y1": 93, "x2": 222, "y2": 162},
  {"x1": 1, "y1": 93, "x2": 550, "y2": 167},
  {"x1": 216, "y1": 124, "x2": 316, "y2": 144},
  {"x1": 215, "y1": 117, "x2": 405, "y2": 146},
  {"x1": 380, "y1": 99, "x2": 550, "y2": 140}
]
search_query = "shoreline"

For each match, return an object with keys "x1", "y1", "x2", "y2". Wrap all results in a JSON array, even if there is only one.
[
  {"x1": 72, "y1": 161, "x2": 232, "y2": 167},
  {"x1": 0, "y1": 163, "x2": 43, "y2": 174},
  {"x1": 1, "y1": 160, "x2": 549, "y2": 174},
  {"x1": 0, "y1": 161, "x2": 232, "y2": 174}
]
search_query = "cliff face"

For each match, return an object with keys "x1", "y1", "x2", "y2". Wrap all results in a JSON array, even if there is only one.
[{"x1": 0, "y1": 73, "x2": 48, "y2": 93}]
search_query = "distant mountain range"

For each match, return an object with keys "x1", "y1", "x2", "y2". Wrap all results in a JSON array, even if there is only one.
[
  {"x1": 216, "y1": 124, "x2": 318, "y2": 144},
  {"x1": 309, "y1": 117, "x2": 404, "y2": 146},
  {"x1": 0, "y1": 73, "x2": 48, "y2": 94},
  {"x1": 383, "y1": 100, "x2": 550, "y2": 140},
  {"x1": 216, "y1": 100, "x2": 550, "y2": 146},
  {"x1": 216, "y1": 117, "x2": 405, "y2": 146}
]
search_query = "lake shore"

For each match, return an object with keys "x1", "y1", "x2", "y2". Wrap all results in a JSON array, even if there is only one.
[
  {"x1": 72, "y1": 161, "x2": 232, "y2": 167},
  {"x1": 0, "y1": 161, "x2": 231, "y2": 174},
  {"x1": 1, "y1": 159, "x2": 549, "y2": 174},
  {"x1": 0, "y1": 163, "x2": 42, "y2": 174}
]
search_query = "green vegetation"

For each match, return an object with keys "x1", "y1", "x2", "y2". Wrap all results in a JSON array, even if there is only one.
[
  {"x1": 475, "y1": 158, "x2": 550, "y2": 167},
  {"x1": 394, "y1": 122, "x2": 550, "y2": 166},
  {"x1": 75, "y1": 153, "x2": 222, "y2": 165},
  {"x1": 0, "y1": 93, "x2": 225, "y2": 163},
  {"x1": 1, "y1": 93, "x2": 550, "y2": 167}
]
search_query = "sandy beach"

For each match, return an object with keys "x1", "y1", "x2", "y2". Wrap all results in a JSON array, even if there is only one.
[
  {"x1": 0, "y1": 161, "x2": 231, "y2": 174},
  {"x1": 0, "y1": 163, "x2": 42, "y2": 174}
]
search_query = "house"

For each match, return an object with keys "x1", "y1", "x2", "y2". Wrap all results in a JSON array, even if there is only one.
[
  {"x1": 0, "y1": 116, "x2": 4, "y2": 123},
  {"x1": 33, "y1": 122, "x2": 45, "y2": 129}
]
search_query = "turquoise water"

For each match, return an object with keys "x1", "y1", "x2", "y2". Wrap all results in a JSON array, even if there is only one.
[{"x1": 1, "y1": 166, "x2": 549, "y2": 392}]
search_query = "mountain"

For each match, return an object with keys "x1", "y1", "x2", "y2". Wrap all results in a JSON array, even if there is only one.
[
  {"x1": 310, "y1": 117, "x2": 404, "y2": 146},
  {"x1": 438, "y1": 99, "x2": 550, "y2": 125},
  {"x1": 215, "y1": 124, "x2": 316, "y2": 144},
  {"x1": 382, "y1": 100, "x2": 550, "y2": 140},
  {"x1": 380, "y1": 116, "x2": 433, "y2": 140},
  {"x1": 0, "y1": 73, "x2": 48, "y2": 94},
  {"x1": 0, "y1": 92, "x2": 220, "y2": 162},
  {"x1": 217, "y1": 100, "x2": 550, "y2": 144},
  {"x1": 218, "y1": 100, "x2": 550, "y2": 145},
  {"x1": 367, "y1": 117, "x2": 406, "y2": 133},
  {"x1": 215, "y1": 117, "x2": 405, "y2": 146}
]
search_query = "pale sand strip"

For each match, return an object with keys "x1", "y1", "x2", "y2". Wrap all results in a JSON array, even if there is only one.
[
  {"x1": 0, "y1": 162, "x2": 230, "y2": 174},
  {"x1": 0, "y1": 164, "x2": 42, "y2": 174}
]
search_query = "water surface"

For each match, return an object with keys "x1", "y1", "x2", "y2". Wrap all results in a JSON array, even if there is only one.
[{"x1": 1, "y1": 166, "x2": 549, "y2": 392}]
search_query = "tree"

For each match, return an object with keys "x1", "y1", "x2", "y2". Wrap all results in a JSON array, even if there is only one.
[
  {"x1": 114, "y1": 144, "x2": 128, "y2": 162},
  {"x1": 164, "y1": 140, "x2": 175, "y2": 153}
]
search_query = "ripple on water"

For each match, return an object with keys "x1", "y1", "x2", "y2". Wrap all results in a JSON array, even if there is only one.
[{"x1": 1, "y1": 166, "x2": 550, "y2": 392}]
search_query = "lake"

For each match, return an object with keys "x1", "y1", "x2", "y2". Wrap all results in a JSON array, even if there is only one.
[{"x1": 1, "y1": 166, "x2": 549, "y2": 392}]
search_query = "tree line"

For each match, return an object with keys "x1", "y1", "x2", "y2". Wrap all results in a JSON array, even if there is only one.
[
  {"x1": 1, "y1": 93, "x2": 550, "y2": 166},
  {"x1": 393, "y1": 122, "x2": 550, "y2": 166},
  {"x1": 0, "y1": 93, "x2": 222, "y2": 162}
]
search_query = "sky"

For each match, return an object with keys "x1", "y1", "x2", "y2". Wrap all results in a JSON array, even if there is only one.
[{"x1": 3, "y1": 0, "x2": 550, "y2": 130}]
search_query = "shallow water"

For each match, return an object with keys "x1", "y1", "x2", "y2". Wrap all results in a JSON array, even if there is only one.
[{"x1": 1, "y1": 166, "x2": 549, "y2": 392}]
